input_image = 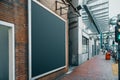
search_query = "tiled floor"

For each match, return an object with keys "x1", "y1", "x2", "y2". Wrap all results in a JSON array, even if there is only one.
[{"x1": 57, "y1": 54, "x2": 118, "y2": 80}]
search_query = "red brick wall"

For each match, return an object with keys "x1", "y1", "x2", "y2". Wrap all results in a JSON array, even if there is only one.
[
  {"x1": 0, "y1": 0, "x2": 68, "y2": 80},
  {"x1": 38, "y1": 0, "x2": 68, "y2": 20},
  {"x1": 0, "y1": 1, "x2": 28, "y2": 80}
]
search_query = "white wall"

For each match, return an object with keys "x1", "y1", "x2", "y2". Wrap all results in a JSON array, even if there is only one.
[
  {"x1": 78, "y1": 0, "x2": 92, "y2": 63},
  {"x1": 78, "y1": 16, "x2": 90, "y2": 64},
  {"x1": 78, "y1": 0, "x2": 84, "y2": 63},
  {"x1": 78, "y1": 16, "x2": 83, "y2": 64},
  {"x1": 78, "y1": 17, "x2": 83, "y2": 55}
]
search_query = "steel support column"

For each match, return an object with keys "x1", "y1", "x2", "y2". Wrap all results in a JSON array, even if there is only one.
[{"x1": 100, "y1": 33, "x2": 103, "y2": 49}]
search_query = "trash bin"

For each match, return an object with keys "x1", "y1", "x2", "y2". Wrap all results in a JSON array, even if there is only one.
[{"x1": 105, "y1": 52, "x2": 110, "y2": 60}]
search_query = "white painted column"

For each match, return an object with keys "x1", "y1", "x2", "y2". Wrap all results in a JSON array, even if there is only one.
[{"x1": 78, "y1": 0, "x2": 84, "y2": 64}]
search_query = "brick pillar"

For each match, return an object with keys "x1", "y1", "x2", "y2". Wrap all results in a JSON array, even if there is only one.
[{"x1": 13, "y1": 1, "x2": 28, "y2": 80}]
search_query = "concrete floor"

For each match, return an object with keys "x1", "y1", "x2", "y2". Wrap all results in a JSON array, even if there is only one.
[{"x1": 56, "y1": 54, "x2": 118, "y2": 80}]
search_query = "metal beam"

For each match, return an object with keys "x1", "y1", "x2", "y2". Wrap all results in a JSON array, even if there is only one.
[
  {"x1": 89, "y1": 20, "x2": 108, "y2": 24},
  {"x1": 82, "y1": 9, "x2": 86, "y2": 13},
  {"x1": 97, "y1": 21, "x2": 109, "y2": 25},
  {"x1": 95, "y1": 17, "x2": 108, "y2": 21},
  {"x1": 96, "y1": 18, "x2": 109, "y2": 21},
  {"x1": 82, "y1": 18, "x2": 88, "y2": 20},
  {"x1": 87, "y1": 0, "x2": 99, "y2": 4},
  {"x1": 83, "y1": 17, "x2": 109, "y2": 21},
  {"x1": 102, "y1": 31, "x2": 114, "y2": 34},
  {"x1": 91, "y1": 7, "x2": 108, "y2": 13},
  {"x1": 94, "y1": 13, "x2": 108, "y2": 17},
  {"x1": 100, "y1": 21, "x2": 109, "y2": 24},
  {"x1": 97, "y1": 20, "x2": 108, "y2": 24},
  {"x1": 95, "y1": 15, "x2": 109, "y2": 18},
  {"x1": 88, "y1": 1, "x2": 108, "y2": 9},
  {"x1": 82, "y1": 18, "x2": 89, "y2": 20},
  {"x1": 97, "y1": 21, "x2": 108, "y2": 25},
  {"x1": 99, "y1": 23, "x2": 108, "y2": 26},
  {"x1": 97, "y1": 20, "x2": 108, "y2": 23},
  {"x1": 95, "y1": 17, "x2": 109, "y2": 20},
  {"x1": 82, "y1": 12, "x2": 87, "y2": 15},
  {"x1": 82, "y1": 19, "x2": 109, "y2": 26},
  {"x1": 82, "y1": 16, "x2": 89, "y2": 19},
  {"x1": 82, "y1": 18, "x2": 108, "y2": 22},
  {"x1": 82, "y1": 15, "x2": 88, "y2": 17},
  {"x1": 93, "y1": 11, "x2": 108, "y2": 16},
  {"x1": 82, "y1": 18, "x2": 109, "y2": 24},
  {"x1": 83, "y1": 5, "x2": 100, "y2": 34},
  {"x1": 93, "y1": 10, "x2": 108, "y2": 14},
  {"x1": 95, "y1": 16, "x2": 109, "y2": 19},
  {"x1": 82, "y1": 11, "x2": 108, "y2": 15},
  {"x1": 96, "y1": 19, "x2": 109, "y2": 22}
]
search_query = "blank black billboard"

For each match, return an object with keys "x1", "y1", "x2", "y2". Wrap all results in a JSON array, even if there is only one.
[{"x1": 31, "y1": 1, "x2": 66, "y2": 78}]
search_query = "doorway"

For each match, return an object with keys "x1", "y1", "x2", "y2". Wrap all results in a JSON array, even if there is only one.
[{"x1": 0, "y1": 21, "x2": 15, "y2": 80}]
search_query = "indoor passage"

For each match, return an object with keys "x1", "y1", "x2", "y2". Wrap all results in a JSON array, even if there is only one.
[
  {"x1": 1, "y1": 0, "x2": 120, "y2": 80},
  {"x1": 56, "y1": 0, "x2": 119, "y2": 80}
]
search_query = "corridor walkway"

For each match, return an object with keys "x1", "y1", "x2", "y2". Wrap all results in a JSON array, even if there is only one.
[{"x1": 57, "y1": 54, "x2": 118, "y2": 80}]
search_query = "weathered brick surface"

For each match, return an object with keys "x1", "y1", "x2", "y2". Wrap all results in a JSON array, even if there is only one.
[
  {"x1": 13, "y1": 1, "x2": 28, "y2": 80},
  {"x1": 0, "y1": 2, "x2": 14, "y2": 23},
  {"x1": 0, "y1": 0, "x2": 68, "y2": 80},
  {"x1": 38, "y1": 0, "x2": 68, "y2": 20},
  {"x1": 0, "y1": 1, "x2": 28, "y2": 80}
]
